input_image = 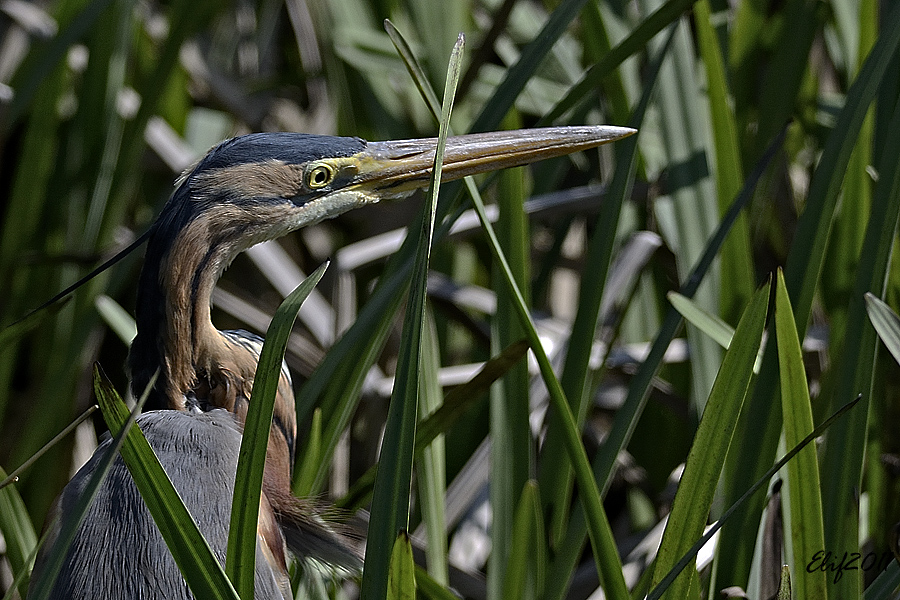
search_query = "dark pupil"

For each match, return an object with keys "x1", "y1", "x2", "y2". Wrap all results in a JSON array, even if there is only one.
[{"x1": 313, "y1": 169, "x2": 328, "y2": 184}]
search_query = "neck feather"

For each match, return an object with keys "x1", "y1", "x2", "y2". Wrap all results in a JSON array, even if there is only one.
[{"x1": 130, "y1": 210, "x2": 237, "y2": 409}]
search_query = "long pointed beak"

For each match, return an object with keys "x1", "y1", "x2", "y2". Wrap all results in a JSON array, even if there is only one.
[{"x1": 352, "y1": 126, "x2": 635, "y2": 194}]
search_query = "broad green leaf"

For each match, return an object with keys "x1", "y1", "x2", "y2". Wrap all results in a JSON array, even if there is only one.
[
  {"x1": 866, "y1": 294, "x2": 900, "y2": 366},
  {"x1": 818, "y1": 71, "x2": 900, "y2": 597},
  {"x1": 503, "y1": 481, "x2": 545, "y2": 600},
  {"x1": 774, "y1": 270, "x2": 826, "y2": 600},
  {"x1": 668, "y1": 291, "x2": 734, "y2": 349},
  {"x1": 647, "y1": 394, "x2": 861, "y2": 599},
  {"x1": 386, "y1": 533, "x2": 416, "y2": 600},
  {"x1": 92, "y1": 368, "x2": 239, "y2": 600},
  {"x1": 649, "y1": 280, "x2": 769, "y2": 599},
  {"x1": 227, "y1": 261, "x2": 329, "y2": 599},
  {"x1": 27, "y1": 379, "x2": 149, "y2": 600},
  {"x1": 360, "y1": 34, "x2": 463, "y2": 600},
  {"x1": 415, "y1": 310, "x2": 449, "y2": 585}
]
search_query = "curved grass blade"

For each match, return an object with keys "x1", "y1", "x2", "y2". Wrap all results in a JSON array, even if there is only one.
[
  {"x1": 360, "y1": 34, "x2": 464, "y2": 600},
  {"x1": 649, "y1": 280, "x2": 769, "y2": 599},
  {"x1": 667, "y1": 291, "x2": 734, "y2": 349},
  {"x1": 91, "y1": 367, "x2": 240, "y2": 600},
  {"x1": 774, "y1": 270, "x2": 826, "y2": 600},
  {"x1": 227, "y1": 261, "x2": 329, "y2": 599},
  {"x1": 866, "y1": 293, "x2": 900, "y2": 366}
]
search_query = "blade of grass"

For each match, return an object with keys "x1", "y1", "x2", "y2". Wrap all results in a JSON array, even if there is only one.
[
  {"x1": 337, "y1": 340, "x2": 529, "y2": 512},
  {"x1": 649, "y1": 280, "x2": 769, "y2": 599},
  {"x1": 91, "y1": 367, "x2": 240, "y2": 600},
  {"x1": 774, "y1": 269, "x2": 826, "y2": 600},
  {"x1": 293, "y1": 407, "x2": 323, "y2": 498},
  {"x1": 866, "y1": 294, "x2": 900, "y2": 366},
  {"x1": 488, "y1": 134, "x2": 532, "y2": 600},
  {"x1": 646, "y1": 394, "x2": 862, "y2": 599},
  {"x1": 693, "y1": 0, "x2": 753, "y2": 323},
  {"x1": 547, "y1": 126, "x2": 784, "y2": 600},
  {"x1": 0, "y1": 467, "x2": 38, "y2": 598},
  {"x1": 28, "y1": 372, "x2": 156, "y2": 600},
  {"x1": 667, "y1": 292, "x2": 734, "y2": 350},
  {"x1": 467, "y1": 167, "x2": 629, "y2": 598},
  {"x1": 360, "y1": 34, "x2": 463, "y2": 600},
  {"x1": 387, "y1": 532, "x2": 417, "y2": 600},
  {"x1": 226, "y1": 261, "x2": 328, "y2": 599},
  {"x1": 538, "y1": 25, "x2": 673, "y2": 560},
  {"x1": 819, "y1": 83, "x2": 900, "y2": 597},
  {"x1": 416, "y1": 310, "x2": 449, "y2": 585},
  {"x1": 502, "y1": 481, "x2": 545, "y2": 600}
]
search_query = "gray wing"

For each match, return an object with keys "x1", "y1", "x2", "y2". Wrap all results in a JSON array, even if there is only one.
[{"x1": 30, "y1": 410, "x2": 291, "y2": 600}]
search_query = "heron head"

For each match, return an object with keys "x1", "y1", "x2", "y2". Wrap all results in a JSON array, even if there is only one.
[
  {"x1": 133, "y1": 126, "x2": 635, "y2": 408},
  {"x1": 153, "y1": 126, "x2": 636, "y2": 268}
]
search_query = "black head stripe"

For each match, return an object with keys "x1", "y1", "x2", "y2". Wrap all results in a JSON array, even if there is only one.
[{"x1": 199, "y1": 133, "x2": 368, "y2": 170}]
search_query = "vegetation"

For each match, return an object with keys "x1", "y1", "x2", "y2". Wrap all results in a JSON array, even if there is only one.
[{"x1": 1, "y1": 0, "x2": 900, "y2": 598}]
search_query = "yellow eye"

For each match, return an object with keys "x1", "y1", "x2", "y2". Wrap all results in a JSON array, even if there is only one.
[{"x1": 307, "y1": 163, "x2": 335, "y2": 189}]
